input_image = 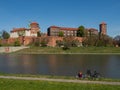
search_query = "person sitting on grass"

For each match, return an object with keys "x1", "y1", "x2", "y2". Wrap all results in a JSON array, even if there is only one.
[{"x1": 78, "y1": 72, "x2": 83, "y2": 78}]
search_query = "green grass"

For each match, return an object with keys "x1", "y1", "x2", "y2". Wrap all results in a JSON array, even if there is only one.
[
  {"x1": 0, "y1": 78, "x2": 120, "y2": 90},
  {"x1": 13, "y1": 47, "x2": 120, "y2": 54},
  {"x1": 0, "y1": 73, "x2": 75, "y2": 79},
  {"x1": 0, "y1": 73, "x2": 120, "y2": 82},
  {"x1": 0, "y1": 73, "x2": 119, "y2": 89}
]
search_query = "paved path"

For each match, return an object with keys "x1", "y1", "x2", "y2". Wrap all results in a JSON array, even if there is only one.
[
  {"x1": 0, "y1": 76, "x2": 120, "y2": 85},
  {"x1": 0, "y1": 46, "x2": 29, "y2": 53}
]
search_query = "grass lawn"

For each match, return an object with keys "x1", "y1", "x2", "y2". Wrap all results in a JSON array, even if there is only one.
[
  {"x1": 13, "y1": 47, "x2": 120, "y2": 54},
  {"x1": 0, "y1": 73, "x2": 120, "y2": 82},
  {"x1": 0, "y1": 78, "x2": 120, "y2": 90}
]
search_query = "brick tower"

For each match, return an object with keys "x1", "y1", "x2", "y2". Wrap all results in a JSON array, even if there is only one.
[
  {"x1": 99, "y1": 22, "x2": 107, "y2": 35},
  {"x1": 30, "y1": 22, "x2": 40, "y2": 37}
]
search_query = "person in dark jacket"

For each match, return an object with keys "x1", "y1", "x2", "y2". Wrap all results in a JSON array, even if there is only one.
[{"x1": 78, "y1": 72, "x2": 83, "y2": 78}]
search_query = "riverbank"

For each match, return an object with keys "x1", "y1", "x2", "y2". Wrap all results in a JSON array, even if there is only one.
[
  {"x1": 12, "y1": 47, "x2": 120, "y2": 54},
  {"x1": 0, "y1": 74, "x2": 120, "y2": 90}
]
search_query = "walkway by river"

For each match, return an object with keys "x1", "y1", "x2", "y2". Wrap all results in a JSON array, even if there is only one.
[
  {"x1": 0, "y1": 76, "x2": 119, "y2": 85},
  {"x1": 0, "y1": 46, "x2": 29, "y2": 53}
]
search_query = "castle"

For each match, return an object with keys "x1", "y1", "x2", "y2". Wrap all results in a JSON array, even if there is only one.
[
  {"x1": 6, "y1": 22, "x2": 107, "y2": 47},
  {"x1": 10, "y1": 22, "x2": 107, "y2": 38}
]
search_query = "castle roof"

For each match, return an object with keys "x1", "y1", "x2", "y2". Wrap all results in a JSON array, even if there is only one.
[
  {"x1": 11, "y1": 28, "x2": 29, "y2": 32},
  {"x1": 100, "y1": 22, "x2": 106, "y2": 25},
  {"x1": 60, "y1": 27, "x2": 78, "y2": 31},
  {"x1": 87, "y1": 28, "x2": 98, "y2": 31},
  {"x1": 50, "y1": 26, "x2": 59, "y2": 28},
  {"x1": 50, "y1": 26, "x2": 78, "y2": 31},
  {"x1": 30, "y1": 22, "x2": 39, "y2": 25}
]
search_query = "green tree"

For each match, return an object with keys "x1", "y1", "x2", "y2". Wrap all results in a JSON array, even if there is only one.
[
  {"x1": 37, "y1": 31, "x2": 41, "y2": 37},
  {"x1": 2, "y1": 30, "x2": 10, "y2": 39},
  {"x1": 71, "y1": 39, "x2": 81, "y2": 47},
  {"x1": 83, "y1": 34, "x2": 113, "y2": 47},
  {"x1": 62, "y1": 37, "x2": 81, "y2": 50},
  {"x1": 77, "y1": 26, "x2": 85, "y2": 37},
  {"x1": 100, "y1": 35, "x2": 113, "y2": 47},
  {"x1": 56, "y1": 40, "x2": 64, "y2": 47},
  {"x1": 113, "y1": 35, "x2": 120, "y2": 47},
  {"x1": 14, "y1": 39, "x2": 21, "y2": 46},
  {"x1": 0, "y1": 31, "x2": 2, "y2": 39},
  {"x1": 83, "y1": 35, "x2": 99, "y2": 46},
  {"x1": 62, "y1": 42, "x2": 70, "y2": 50},
  {"x1": 59, "y1": 31, "x2": 64, "y2": 37}
]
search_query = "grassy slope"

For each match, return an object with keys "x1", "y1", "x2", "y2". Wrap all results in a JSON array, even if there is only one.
[
  {"x1": 0, "y1": 78, "x2": 120, "y2": 90},
  {"x1": 13, "y1": 47, "x2": 120, "y2": 54}
]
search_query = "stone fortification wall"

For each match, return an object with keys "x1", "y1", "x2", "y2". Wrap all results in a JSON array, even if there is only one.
[
  {"x1": 47, "y1": 36, "x2": 63, "y2": 47},
  {"x1": 47, "y1": 36, "x2": 83, "y2": 47},
  {"x1": 2, "y1": 36, "x2": 83, "y2": 47}
]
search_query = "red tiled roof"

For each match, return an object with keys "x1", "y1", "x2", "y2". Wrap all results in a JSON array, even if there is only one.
[
  {"x1": 50, "y1": 26, "x2": 60, "y2": 28},
  {"x1": 30, "y1": 22, "x2": 38, "y2": 25},
  {"x1": 60, "y1": 27, "x2": 78, "y2": 31},
  {"x1": 88, "y1": 28, "x2": 98, "y2": 31},
  {"x1": 11, "y1": 28, "x2": 29, "y2": 32},
  {"x1": 50, "y1": 26, "x2": 78, "y2": 31},
  {"x1": 100, "y1": 22, "x2": 106, "y2": 25}
]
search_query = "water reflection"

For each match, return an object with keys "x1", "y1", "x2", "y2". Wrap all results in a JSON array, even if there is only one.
[{"x1": 0, "y1": 54, "x2": 120, "y2": 79}]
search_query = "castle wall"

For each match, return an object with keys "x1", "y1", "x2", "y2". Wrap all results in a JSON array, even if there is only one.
[
  {"x1": 6, "y1": 36, "x2": 83, "y2": 47},
  {"x1": 23, "y1": 36, "x2": 35, "y2": 45},
  {"x1": 47, "y1": 36, "x2": 63, "y2": 47}
]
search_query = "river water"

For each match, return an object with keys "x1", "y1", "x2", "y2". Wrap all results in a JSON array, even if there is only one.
[{"x1": 0, "y1": 54, "x2": 120, "y2": 79}]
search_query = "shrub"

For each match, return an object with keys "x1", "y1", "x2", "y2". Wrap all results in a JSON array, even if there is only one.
[
  {"x1": 62, "y1": 42, "x2": 70, "y2": 50},
  {"x1": 14, "y1": 39, "x2": 21, "y2": 46},
  {"x1": 56, "y1": 40, "x2": 64, "y2": 47}
]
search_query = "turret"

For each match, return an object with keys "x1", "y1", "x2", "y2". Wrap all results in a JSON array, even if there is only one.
[
  {"x1": 99, "y1": 22, "x2": 107, "y2": 35},
  {"x1": 30, "y1": 22, "x2": 40, "y2": 37}
]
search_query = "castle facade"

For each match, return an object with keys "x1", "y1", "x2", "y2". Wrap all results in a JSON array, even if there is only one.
[
  {"x1": 47, "y1": 22, "x2": 107, "y2": 37},
  {"x1": 10, "y1": 22, "x2": 40, "y2": 38},
  {"x1": 6, "y1": 22, "x2": 107, "y2": 47}
]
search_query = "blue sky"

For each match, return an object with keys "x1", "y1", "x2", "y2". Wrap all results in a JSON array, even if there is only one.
[{"x1": 0, "y1": 0, "x2": 120, "y2": 37}]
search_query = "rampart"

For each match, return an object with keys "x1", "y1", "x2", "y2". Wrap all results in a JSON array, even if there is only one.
[{"x1": 1, "y1": 36, "x2": 83, "y2": 47}]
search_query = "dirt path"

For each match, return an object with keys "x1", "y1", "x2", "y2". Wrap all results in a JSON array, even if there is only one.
[{"x1": 0, "y1": 76, "x2": 120, "y2": 85}]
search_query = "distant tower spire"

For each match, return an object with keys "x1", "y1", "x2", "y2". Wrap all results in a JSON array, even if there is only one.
[{"x1": 99, "y1": 22, "x2": 107, "y2": 35}]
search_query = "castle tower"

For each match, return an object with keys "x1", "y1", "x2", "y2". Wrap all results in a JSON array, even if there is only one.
[
  {"x1": 99, "y1": 22, "x2": 107, "y2": 35},
  {"x1": 30, "y1": 22, "x2": 40, "y2": 37}
]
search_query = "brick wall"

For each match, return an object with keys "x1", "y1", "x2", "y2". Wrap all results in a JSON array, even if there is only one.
[{"x1": 2, "y1": 36, "x2": 83, "y2": 47}]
